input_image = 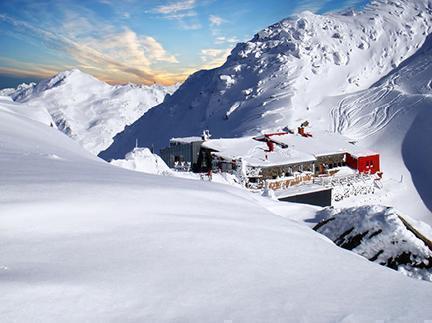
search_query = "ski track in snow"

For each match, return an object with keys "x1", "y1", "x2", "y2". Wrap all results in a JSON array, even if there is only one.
[{"x1": 331, "y1": 85, "x2": 411, "y2": 140}]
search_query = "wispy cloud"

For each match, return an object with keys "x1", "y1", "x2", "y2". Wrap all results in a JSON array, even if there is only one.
[
  {"x1": 0, "y1": 57, "x2": 65, "y2": 79},
  {"x1": 200, "y1": 48, "x2": 231, "y2": 69},
  {"x1": 292, "y1": 0, "x2": 332, "y2": 14},
  {"x1": 151, "y1": 0, "x2": 201, "y2": 30},
  {"x1": 209, "y1": 15, "x2": 224, "y2": 26},
  {"x1": 154, "y1": 0, "x2": 196, "y2": 15},
  {"x1": 178, "y1": 20, "x2": 202, "y2": 30},
  {"x1": 141, "y1": 36, "x2": 179, "y2": 63},
  {"x1": 0, "y1": 13, "x2": 179, "y2": 84},
  {"x1": 214, "y1": 36, "x2": 239, "y2": 45}
]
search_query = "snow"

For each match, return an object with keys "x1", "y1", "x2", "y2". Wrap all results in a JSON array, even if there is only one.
[
  {"x1": 202, "y1": 136, "x2": 316, "y2": 167},
  {"x1": 2, "y1": 69, "x2": 179, "y2": 155},
  {"x1": 0, "y1": 82, "x2": 35, "y2": 97},
  {"x1": 315, "y1": 205, "x2": 432, "y2": 282},
  {"x1": 170, "y1": 136, "x2": 203, "y2": 144},
  {"x1": 108, "y1": 145, "x2": 245, "y2": 187},
  {"x1": 316, "y1": 33, "x2": 432, "y2": 223},
  {"x1": 0, "y1": 95, "x2": 54, "y2": 126},
  {"x1": 201, "y1": 130, "x2": 374, "y2": 167},
  {"x1": 110, "y1": 147, "x2": 172, "y2": 175},
  {"x1": 273, "y1": 130, "x2": 376, "y2": 158},
  {"x1": 3, "y1": 87, "x2": 432, "y2": 322},
  {"x1": 99, "y1": 0, "x2": 432, "y2": 224},
  {"x1": 2, "y1": 1, "x2": 432, "y2": 319}
]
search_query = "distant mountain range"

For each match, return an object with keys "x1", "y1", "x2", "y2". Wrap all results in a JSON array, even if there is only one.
[{"x1": 0, "y1": 69, "x2": 178, "y2": 154}]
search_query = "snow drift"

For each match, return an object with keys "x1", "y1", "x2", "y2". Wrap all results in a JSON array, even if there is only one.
[
  {"x1": 2, "y1": 69, "x2": 178, "y2": 154},
  {"x1": 110, "y1": 147, "x2": 172, "y2": 175}
]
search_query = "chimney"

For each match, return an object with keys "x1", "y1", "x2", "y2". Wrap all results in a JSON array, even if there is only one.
[
  {"x1": 298, "y1": 127, "x2": 305, "y2": 136},
  {"x1": 202, "y1": 129, "x2": 211, "y2": 141},
  {"x1": 266, "y1": 141, "x2": 275, "y2": 152}
]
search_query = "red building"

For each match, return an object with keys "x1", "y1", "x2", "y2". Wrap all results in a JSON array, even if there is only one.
[{"x1": 346, "y1": 153, "x2": 380, "y2": 174}]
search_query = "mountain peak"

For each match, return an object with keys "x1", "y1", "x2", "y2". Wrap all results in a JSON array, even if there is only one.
[
  {"x1": 55, "y1": 68, "x2": 84, "y2": 78},
  {"x1": 99, "y1": 0, "x2": 432, "y2": 160},
  {"x1": 45, "y1": 68, "x2": 101, "y2": 88}
]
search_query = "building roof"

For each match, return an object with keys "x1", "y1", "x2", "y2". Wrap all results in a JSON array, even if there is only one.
[
  {"x1": 170, "y1": 136, "x2": 203, "y2": 144},
  {"x1": 201, "y1": 130, "x2": 376, "y2": 167},
  {"x1": 271, "y1": 130, "x2": 376, "y2": 158},
  {"x1": 202, "y1": 137, "x2": 316, "y2": 167}
]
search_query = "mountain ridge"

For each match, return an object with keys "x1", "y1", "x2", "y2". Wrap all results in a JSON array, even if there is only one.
[
  {"x1": 100, "y1": 0, "x2": 432, "y2": 160},
  {"x1": 1, "y1": 69, "x2": 179, "y2": 154}
]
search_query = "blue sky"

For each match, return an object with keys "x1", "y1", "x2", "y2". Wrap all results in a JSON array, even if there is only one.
[{"x1": 0, "y1": 0, "x2": 368, "y2": 87}]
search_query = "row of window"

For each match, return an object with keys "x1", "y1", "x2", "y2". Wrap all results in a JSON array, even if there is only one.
[{"x1": 327, "y1": 162, "x2": 346, "y2": 169}]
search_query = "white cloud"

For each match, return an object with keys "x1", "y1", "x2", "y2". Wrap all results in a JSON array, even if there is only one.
[
  {"x1": 178, "y1": 21, "x2": 202, "y2": 30},
  {"x1": 0, "y1": 14, "x2": 179, "y2": 84},
  {"x1": 215, "y1": 36, "x2": 239, "y2": 45},
  {"x1": 292, "y1": 0, "x2": 333, "y2": 14},
  {"x1": 201, "y1": 48, "x2": 225, "y2": 58},
  {"x1": 77, "y1": 29, "x2": 178, "y2": 70},
  {"x1": 141, "y1": 36, "x2": 178, "y2": 63},
  {"x1": 209, "y1": 15, "x2": 224, "y2": 26},
  {"x1": 200, "y1": 48, "x2": 231, "y2": 69},
  {"x1": 154, "y1": 0, "x2": 196, "y2": 15},
  {"x1": 151, "y1": 0, "x2": 201, "y2": 30}
]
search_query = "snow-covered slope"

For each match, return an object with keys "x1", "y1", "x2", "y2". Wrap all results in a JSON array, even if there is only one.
[
  {"x1": 315, "y1": 205, "x2": 432, "y2": 282},
  {"x1": 100, "y1": 0, "x2": 432, "y2": 160},
  {"x1": 4, "y1": 69, "x2": 179, "y2": 154},
  {"x1": 2, "y1": 90, "x2": 432, "y2": 322},
  {"x1": 0, "y1": 95, "x2": 54, "y2": 126},
  {"x1": 310, "y1": 33, "x2": 432, "y2": 222}
]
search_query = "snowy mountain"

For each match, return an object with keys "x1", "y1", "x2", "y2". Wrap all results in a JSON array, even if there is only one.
[
  {"x1": 100, "y1": 0, "x2": 432, "y2": 223},
  {"x1": 100, "y1": 0, "x2": 432, "y2": 159},
  {"x1": 0, "y1": 82, "x2": 35, "y2": 97},
  {"x1": 2, "y1": 91, "x2": 432, "y2": 322},
  {"x1": 2, "y1": 69, "x2": 179, "y2": 154}
]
